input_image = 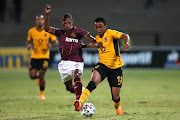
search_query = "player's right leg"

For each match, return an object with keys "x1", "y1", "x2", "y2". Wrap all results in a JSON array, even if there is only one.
[
  {"x1": 111, "y1": 87, "x2": 123, "y2": 115},
  {"x1": 29, "y1": 58, "x2": 40, "y2": 86},
  {"x1": 108, "y1": 67, "x2": 123, "y2": 115},
  {"x1": 74, "y1": 70, "x2": 102, "y2": 111},
  {"x1": 73, "y1": 69, "x2": 82, "y2": 100},
  {"x1": 38, "y1": 69, "x2": 46, "y2": 100}
]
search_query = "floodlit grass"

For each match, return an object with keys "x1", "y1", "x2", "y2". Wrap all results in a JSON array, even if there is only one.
[{"x1": 0, "y1": 68, "x2": 180, "y2": 120}]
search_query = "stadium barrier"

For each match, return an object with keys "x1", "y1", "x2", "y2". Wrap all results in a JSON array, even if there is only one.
[
  {"x1": 0, "y1": 47, "x2": 180, "y2": 69},
  {"x1": 50, "y1": 46, "x2": 180, "y2": 69},
  {"x1": 0, "y1": 48, "x2": 31, "y2": 69}
]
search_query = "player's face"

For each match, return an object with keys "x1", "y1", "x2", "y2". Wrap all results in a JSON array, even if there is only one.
[
  {"x1": 35, "y1": 16, "x2": 45, "y2": 28},
  {"x1": 94, "y1": 22, "x2": 107, "y2": 36},
  {"x1": 62, "y1": 18, "x2": 73, "y2": 31}
]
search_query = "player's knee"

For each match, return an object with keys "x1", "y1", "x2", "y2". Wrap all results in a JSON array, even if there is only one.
[
  {"x1": 39, "y1": 74, "x2": 44, "y2": 80},
  {"x1": 112, "y1": 96, "x2": 120, "y2": 102},
  {"x1": 29, "y1": 74, "x2": 37, "y2": 79},
  {"x1": 73, "y1": 69, "x2": 80, "y2": 78}
]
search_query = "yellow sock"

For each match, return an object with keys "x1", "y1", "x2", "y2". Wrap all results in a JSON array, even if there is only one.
[
  {"x1": 114, "y1": 100, "x2": 121, "y2": 109},
  {"x1": 40, "y1": 90, "x2": 44, "y2": 95},
  {"x1": 79, "y1": 88, "x2": 91, "y2": 103}
]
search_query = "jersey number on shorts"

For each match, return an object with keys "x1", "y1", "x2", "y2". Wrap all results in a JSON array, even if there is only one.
[
  {"x1": 43, "y1": 60, "x2": 48, "y2": 69},
  {"x1": 117, "y1": 76, "x2": 122, "y2": 85}
]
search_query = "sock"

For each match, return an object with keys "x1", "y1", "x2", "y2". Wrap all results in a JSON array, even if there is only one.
[
  {"x1": 79, "y1": 88, "x2": 91, "y2": 103},
  {"x1": 79, "y1": 81, "x2": 96, "y2": 103},
  {"x1": 114, "y1": 97, "x2": 120, "y2": 109},
  {"x1": 40, "y1": 90, "x2": 44, "y2": 96},
  {"x1": 74, "y1": 77, "x2": 82, "y2": 100}
]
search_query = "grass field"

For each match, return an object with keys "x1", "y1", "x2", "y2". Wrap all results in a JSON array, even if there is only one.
[{"x1": 0, "y1": 68, "x2": 180, "y2": 120}]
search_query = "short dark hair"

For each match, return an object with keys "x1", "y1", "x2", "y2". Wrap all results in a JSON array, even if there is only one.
[
  {"x1": 62, "y1": 13, "x2": 73, "y2": 21},
  {"x1": 95, "y1": 17, "x2": 106, "y2": 25}
]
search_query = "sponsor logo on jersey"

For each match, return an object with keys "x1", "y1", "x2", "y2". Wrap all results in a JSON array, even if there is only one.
[{"x1": 65, "y1": 37, "x2": 78, "y2": 43}]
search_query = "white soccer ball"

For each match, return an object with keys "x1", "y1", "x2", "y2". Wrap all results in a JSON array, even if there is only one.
[{"x1": 81, "y1": 103, "x2": 96, "y2": 117}]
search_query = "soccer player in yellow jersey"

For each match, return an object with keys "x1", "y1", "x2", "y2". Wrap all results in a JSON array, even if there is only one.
[
  {"x1": 74, "y1": 17, "x2": 130, "y2": 115},
  {"x1": 26, "y1": 15, "x2": 58, "y2": 100}
]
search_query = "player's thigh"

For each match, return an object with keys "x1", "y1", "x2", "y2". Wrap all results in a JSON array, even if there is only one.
[
  {"x1": 72, "y1": 62, "x2": 84, "y2": 78},
  {"x1": 91, "y1": 70, "x2": 102, "y2": 86},
  {"x1": 58, "y1": 61, "x2": 73, "y2": 83},
  {"x1": 29, "y1": 59, "x2": 40, "y2": 70},
  {"x1": 91, "y1": 63, "x2": 108, "y2": 86},
  {"x1": 107, "y1": 67, "x2": 123, "y2": 88}
]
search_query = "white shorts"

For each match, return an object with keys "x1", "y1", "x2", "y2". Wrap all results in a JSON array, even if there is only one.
[{"x1": 58, "y1": 60, "x2": 84, "y2": 83}]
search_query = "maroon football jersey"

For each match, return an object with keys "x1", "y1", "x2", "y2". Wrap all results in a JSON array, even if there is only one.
[{"x1": 55, "y1": 26, "x2": 88, "y2": 62}]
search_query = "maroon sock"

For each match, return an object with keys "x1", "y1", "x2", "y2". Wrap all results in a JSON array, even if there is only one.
[{"x1": 74, "y1": 77, "x2": 82, "y2": 100}]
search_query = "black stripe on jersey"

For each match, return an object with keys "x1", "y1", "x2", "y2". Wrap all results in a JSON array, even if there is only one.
[{"x1": 113, "y1": 39, "x2": 119, "y2": 56}]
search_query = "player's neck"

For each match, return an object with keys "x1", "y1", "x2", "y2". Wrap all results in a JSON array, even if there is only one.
[
  {"x1": 36, "y1": 26, "x2": 44, "y2": 31},
  {"x1": 99, "y1": 29, "x2": 107, "y2": 38}
]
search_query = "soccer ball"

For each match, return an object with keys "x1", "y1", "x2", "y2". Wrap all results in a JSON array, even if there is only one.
[{"x1": 81, "y1": 103, "x2": 96, "y2": 117}]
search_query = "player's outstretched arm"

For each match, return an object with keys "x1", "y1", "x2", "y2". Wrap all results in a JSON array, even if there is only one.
[
  {"x1": 83, "y1": 34, "x2": 98, "y2": 48},
  {"x1": 45, "y1": 4, "x2": 55, "y2": 34},
  {"x1": 120, "y1": 34, "x2": 130, "y2": 51}
]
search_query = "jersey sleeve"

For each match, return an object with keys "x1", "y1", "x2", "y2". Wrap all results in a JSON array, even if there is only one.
[
  {"x1": 49, "y1": 34, "x2": 57, "y2": 41},
  {"x1": 78, "y1": 28, "x2": 89, "y2": 37},
  {"x1": 27, "y1": 29, "x2": 32, "y2": 41},
  {"x1": 111, "y1": 30, "x2": 123, "y2": 39}
]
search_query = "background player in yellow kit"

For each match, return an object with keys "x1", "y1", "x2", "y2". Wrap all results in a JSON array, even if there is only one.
[
  {"x1": 26, "y1": 15, "x2": 58, "y2": 100},
  {"x1": 74, "y1": 17, "x2": 130, "y2": 115}
]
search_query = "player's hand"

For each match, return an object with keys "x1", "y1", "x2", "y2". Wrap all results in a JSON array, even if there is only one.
[
  {"x1": 97, "y1": 42, "x2": 103, "y2": 49},
  {"x1": 45, "y1": 4, "x2": 51, "y2": 14},
  {"x1": 123, "y1": 43, "x2": 129, "y2": 51},
  {"x1": 46, "y1": 43, "x2": 52, "y2": 48},
  {"x1": 27, "y1": 44, "x2": 32, "y2": 51}
]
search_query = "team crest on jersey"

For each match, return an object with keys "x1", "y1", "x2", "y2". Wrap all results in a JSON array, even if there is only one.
[
  {"x1": 104, "y1": 37, "x2": 108, "y2": 42},
  {"x1": 71, "y1": 32, "x2": 76, "y2": 38},
  {"x1": 44, "y1": 33, "x2": 47, "y2": 37}
]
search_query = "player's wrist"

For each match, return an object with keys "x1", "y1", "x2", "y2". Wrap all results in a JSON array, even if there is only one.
[{"x1": 81, "y1": 44, "x2": 87, "y2": 48}]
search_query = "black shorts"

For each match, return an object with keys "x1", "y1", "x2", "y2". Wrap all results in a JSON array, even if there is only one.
[
  {"x1": 93, "y1": 63, "x2": 123, "y2": 88},
  {"x1": 29, "y1": 58, "x2": 49, "y2": 71}
]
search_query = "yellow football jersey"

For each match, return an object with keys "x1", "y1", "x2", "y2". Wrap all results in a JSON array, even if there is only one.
[
  {"x1": 27, "y1": 27, "x2": 56, "y2": 59},
  {"x1": 95, "y1": 29, "x2": 124, "y2": 69}
]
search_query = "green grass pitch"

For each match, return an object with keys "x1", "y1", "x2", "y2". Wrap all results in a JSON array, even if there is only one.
[{"x1": 0, "y1": 68, "x2": 180, "y2": 120}]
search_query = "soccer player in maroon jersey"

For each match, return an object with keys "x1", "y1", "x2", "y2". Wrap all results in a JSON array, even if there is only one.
[{"x1": 44, "y1": 4, "x2": 97, "y2": 107}]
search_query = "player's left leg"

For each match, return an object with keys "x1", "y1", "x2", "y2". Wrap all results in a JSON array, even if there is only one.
[
  {"x1": 39, "y1": 69, "x2": 46, "y2": 100},
  {"x1": 111, "y1": 87, "x2": 123, "y2": 115},
  {"x1": 73, "y1": 69, "x2": 82, "y2": 100},
  {"x1": 108, "y1": 67, "x2": 123, "y2": 115}
]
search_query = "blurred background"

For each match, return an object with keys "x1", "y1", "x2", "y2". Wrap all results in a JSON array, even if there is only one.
[{"x1": 0, "y1": 0, "x2": 180, "y2": 69}]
